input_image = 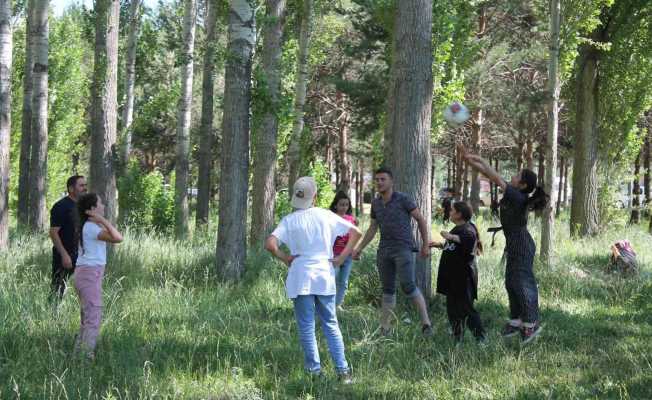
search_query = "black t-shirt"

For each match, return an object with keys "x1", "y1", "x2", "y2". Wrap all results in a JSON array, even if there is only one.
[
  {"x1": 50, "y1": 196, "x2": 78, "y2": 258},
  {"x1": 436, "y1": 223, "x2": 477, "y2": 297},
  {"x1": 499, "y1": 185, "x2": 528, "y2": 230}
]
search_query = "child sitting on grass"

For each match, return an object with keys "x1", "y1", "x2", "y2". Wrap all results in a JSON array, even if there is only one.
[
  {"x1": 431, "y1": 201, "x2": 485, "y2": 343},
  {"x1": 73, "y1": 193, "x2": 123, "y2": 360}
]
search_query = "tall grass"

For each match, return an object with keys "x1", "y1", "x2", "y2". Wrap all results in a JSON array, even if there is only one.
[{"x1": 1, "y1": 216, "x2": 651, "y2": 399}]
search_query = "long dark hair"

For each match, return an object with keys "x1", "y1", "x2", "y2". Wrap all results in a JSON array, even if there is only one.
[
  {"x1": 76, "y1": 193, "x2": 99, "y2": 253},
  {"x1": 519, "y1": 169, "x2": 549, "y2": 212},
  {"x1": 329, "y1": 191, "x2": 353, "y2": 215},
  {"x1": 452, "y1": 201, "x2": 483, "y2": 254}
]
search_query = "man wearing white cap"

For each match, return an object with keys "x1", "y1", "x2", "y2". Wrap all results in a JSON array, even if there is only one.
[{"x1": 265, "y1": 177, "x2": 362, "y2": 382}]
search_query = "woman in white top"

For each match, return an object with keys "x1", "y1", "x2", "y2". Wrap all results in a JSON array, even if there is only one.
[
  {"x1": 73, "y1": 193, "x2": 123, "y2": 360},
  {"x1": 265, "y1": 177, "x2": 361, "y2": 383}
]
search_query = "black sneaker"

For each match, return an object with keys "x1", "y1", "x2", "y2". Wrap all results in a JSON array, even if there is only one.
[
  {"x1": 422, "y1": 324, "x2": 434, "y2": 337},
  {"x1": 337, "y1": 370, "x2": 353, "y2": 385},
  {"x1": 501, "y1": 323, "x2": 521, "y2": 338},
  {"x1": 520, "y1": 324, "x2": 542, "y2": 344}
]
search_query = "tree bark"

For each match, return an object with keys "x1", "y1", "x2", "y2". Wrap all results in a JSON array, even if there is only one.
[
  {"x1": 563, "y1": 160, "x2": 569, "y2": 207},
  {"x1": 630, "y1": 151, "x2": 641, "y2": 224},
  {"x1": 385, "y1": 0, "x2": 433, "y2": 297},
  {"x1": 28, "y1": 0, "x2": 48, "y2": 232},
  {"x1": 0, "y1": 0, "x2": 11, "y2": 248},
  {"x1": 216, "y1": 0, "x2": 255, "y2": 281},
  {"x1": 540, "y1": 0, "x2": 560, "y2": 264},
  {"x1": 462, "y1": 160, "x2": 469, "y2": 202},
  {"x1": 356, "y1": 158, "x2": 364, "y2": 215},
  {"x1": 469, "y1": 108, "x2": 482, "y2": 212},
  {"x1": 120, "y1": 0, "x2": 142, "y2": 166},
  {"x1": 250, "y1": 0, "x2": 286, "y2": 244},
  {"x1": 570, "y1": 42, "x2": 600, "y2": 236},
  {"x1": 196, "y1": 0, "x2": 221, "y2": 230},
  {"x1": 90, "y1": 0, "x2": 120, "y2": 223},
  {"x1": 644, "y1": 134, "x2": 650, "y2": 206},
  {"x1": 17, "y1": 0, "x2": 34, "y2": 228},
  {"x1": 556, "y1": 156, "x2": 564, "y2": 217},
  {"x1": 336, "y1": 97, "x2": 351, "y2": 195},
  {"x1": 174, "y1": 0, "x2": 197, "y2": 239},
  {"x1": 286, "y1": 0, "x2": 312, "y2": 193}
]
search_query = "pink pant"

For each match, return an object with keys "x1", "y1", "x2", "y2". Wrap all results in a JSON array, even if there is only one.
[{"x1": 73, "y1": 266, "x2": 105, "y2": 352}]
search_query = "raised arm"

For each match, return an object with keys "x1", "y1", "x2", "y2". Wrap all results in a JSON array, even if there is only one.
[{"x1": 458, "y1": 144, "x2": 507, "y2": 190}]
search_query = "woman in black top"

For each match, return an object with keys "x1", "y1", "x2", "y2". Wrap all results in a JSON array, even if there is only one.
[
  {"x1": 431, "y1": 201, "x2": 485, "y2": 343},
  {"x1": 459, "y1": 145, "x2": 548, "y2": 344}
]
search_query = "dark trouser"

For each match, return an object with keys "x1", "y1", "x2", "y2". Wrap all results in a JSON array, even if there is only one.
[
  {"x1": 446, "y1": 284, "x2": 484, "y2": 339},
  {"x1": 376, "y1": 247, "x2": 420, "y2": 302},
  {"x1": 51, "y1": 248, "x2": 76, "y2": 301},
  {"x1": 504, "y1": 232, "x2": 539, "y2": 323}
]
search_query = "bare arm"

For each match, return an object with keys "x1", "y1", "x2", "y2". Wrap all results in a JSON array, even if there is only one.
[
  {"x1": 459, "y1": 144, "x2": 507, "y2": 190},
  {"x1": 332, "y1": 226, "x2": 362, "y2": 266},
  {"x1": 49, "y1": 227, "x2": 72, "y2": 269},
  {"x1": 264, "y1": 235, "x2": 295, "y2": 266},
  {"x1": 353, "y1": 219, "x2": 378, "y2": 258},
  {"x1": 440, "y1": 231, "x2": 461, "y2": 243},
  {"x1": 410, "y1": 208, "x2": 431, "y2": 258},
  {"x1": 92, "y1": 216, "x2": 123, "y2": 243}
]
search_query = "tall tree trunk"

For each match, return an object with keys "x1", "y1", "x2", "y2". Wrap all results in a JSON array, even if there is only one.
[
  {"x1": 17, "y1": 0, "x2": 34, "y2": 228},
  {"x1": 570, "y1": 42, "x2": 600, "y2": 236},
  {"x1": 216, "y1": 0, "x2": 255, "y2": 281},
  {"x1": 90, "y1": 0, "x2": 120, "y2": 223},
  {"x1": 174, "y1": 0, "x2": 197, "y2": 239},
  {"x1": 540, "y1": 0, "x2": 560, "y2": 264},
  {"x1": 251, "y1": 0, "x2": 286, "y2": 244},
  {"x1": 356, "y1": 158, "x2": 364, "y2": 215},
  {"x1": 28, "y1": 0, "x2": 48, "y2": 232},
  {"x1": 385, "y1": 0, "x2": 433, "y2": 297},
  {"x1": 563, "y1": 160, "x2": 569, "y2": 207},
  {"x1": 630, "y1": 151, "x2": 641, "y2": 224},
  {"x1": 525, "y1": 133, "x2": 534, "y2": 170},
  {"x1": 336, "y1": 98, "x2": 351, "y2": 194},
  {"x1": 0, "y1": 0, "x2": 11, "y2": 248},
  {"x1": 462, "y1": 161, "x2": 469, "y2": 202},
  {"x1": 196, "y1": 0, "x2": 220, "y2": 230},
  {"x1": 446, "y1": 158, "x2": 451, "y2": 188},
  {"x1": 286, "y1": 0, "x2": 312, "y2": 193},
  {"x1": 469, "y1": 108, "x2": 482, "y2": 212},
  {"x1": 120, "y1": 0, "x2": 142, "y2": 166},
  {"x1": 556, "y1": 156, "x2": 564, "y2": 217},
  {"x1": 516, "y1": 130, "x2": 524, "y2": 172},
  {"x1": 469, "y1": 6, "x2": 486, "y2": 214},
  {"x1": 454, "y1": 146, "x2": 463, "y2": 200},
  {"x1": 644, "y1": 134, "x2": 650, "y2": 206}
]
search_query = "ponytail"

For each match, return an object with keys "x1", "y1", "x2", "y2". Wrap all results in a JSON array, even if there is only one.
[{"x1": 526, "y1": 186, "x2": 549, "y2": 212}]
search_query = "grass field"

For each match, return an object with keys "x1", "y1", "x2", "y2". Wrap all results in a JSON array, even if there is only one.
[{"x1": 1, "y1": 215, "x2": 651, "y2": 399}]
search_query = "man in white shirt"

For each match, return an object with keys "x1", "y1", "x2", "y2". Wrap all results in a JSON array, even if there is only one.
[{"x1": 265, "y1": 177, "x2": 361, "y2": 383}]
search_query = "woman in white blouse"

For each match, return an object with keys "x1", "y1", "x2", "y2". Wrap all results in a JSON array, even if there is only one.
[{"x1": 265, "y1": 177, "x2": 361, "y2": 383}]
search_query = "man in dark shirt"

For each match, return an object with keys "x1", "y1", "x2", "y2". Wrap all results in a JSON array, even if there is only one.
[
  {"x1": 49, "y1": 175, "x2": 87, "y2": 300},
  {"x1": 353, "y1": 167, "x2": 433, "y2": 336}
]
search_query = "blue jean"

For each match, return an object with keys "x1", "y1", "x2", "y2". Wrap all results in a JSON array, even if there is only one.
[
  {"x1": 292, "y1": 294, "x2": 349, "y2": 374},
  {"x1": 334, "y1": 256, "x2": 353, "y2": 306}
]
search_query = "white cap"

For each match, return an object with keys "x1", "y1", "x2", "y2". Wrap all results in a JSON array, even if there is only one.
[{"x1": 291, "y1": 177, "x2": 317, "y2": 209}]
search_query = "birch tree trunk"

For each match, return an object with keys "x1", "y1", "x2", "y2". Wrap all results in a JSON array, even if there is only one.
[
  {"x1": 385, "y1": 0, "x2": 433, "y2": 297},
  {"x1": 286, "y1": 0, "x2": 312, "y2": 192},
  {"x1": 0, "y1": 0, "x2": 12, "y2": 248},
  {"x1": 90, "y1": 0, "x2": 120, "y2": 223},
  {"x1": 216, "y1": 0, "x2": 255, "y2": 281},
  {"x1": 540, "y1": 0, "x2": 560, "y2": 264},
  {"x1": 121, "y1": 0, "x2": 142, "y2": 166},
  {"x1": 17, "y1": 0, "x2": 33, "y2": 228},
  {"x1": 174, "y1": 0, "x2": 197, "y2": 239},
  {"x1": 250, "y1": 0, "x2": 286, "y2": 244},
  {"x1": 28, "y1": 0, "x2": 48, "y2": 232}
]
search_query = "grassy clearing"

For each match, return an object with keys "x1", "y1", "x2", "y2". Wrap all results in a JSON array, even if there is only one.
[{"x1": 1, "y1": 216, "x2": 651, "y2": 399}]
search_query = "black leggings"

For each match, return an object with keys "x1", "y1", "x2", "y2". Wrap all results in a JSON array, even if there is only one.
[{"x1": 446, "y1": 285, "x2": 484, "y2": 338}]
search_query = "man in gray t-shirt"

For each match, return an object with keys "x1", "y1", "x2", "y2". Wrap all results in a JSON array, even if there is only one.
[{"x1": 353, "y1": 167, "x2": 433, "y2": 336}]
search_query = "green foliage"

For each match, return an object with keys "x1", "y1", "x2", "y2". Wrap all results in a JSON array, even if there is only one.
[
  {"x1": 312, "y1": 159, "x2": 335, "y2": 208},
  {"x1": 117, "y1": 161, "x2": 168, "y2": 230},
  {"x1": 152, "y1": 171, "x2": 175, "y2": 233}
]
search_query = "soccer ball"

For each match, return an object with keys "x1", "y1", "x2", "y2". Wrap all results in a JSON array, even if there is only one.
[{"x1": 443, "y1": 102, "x2": 470, "y2": 127}]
